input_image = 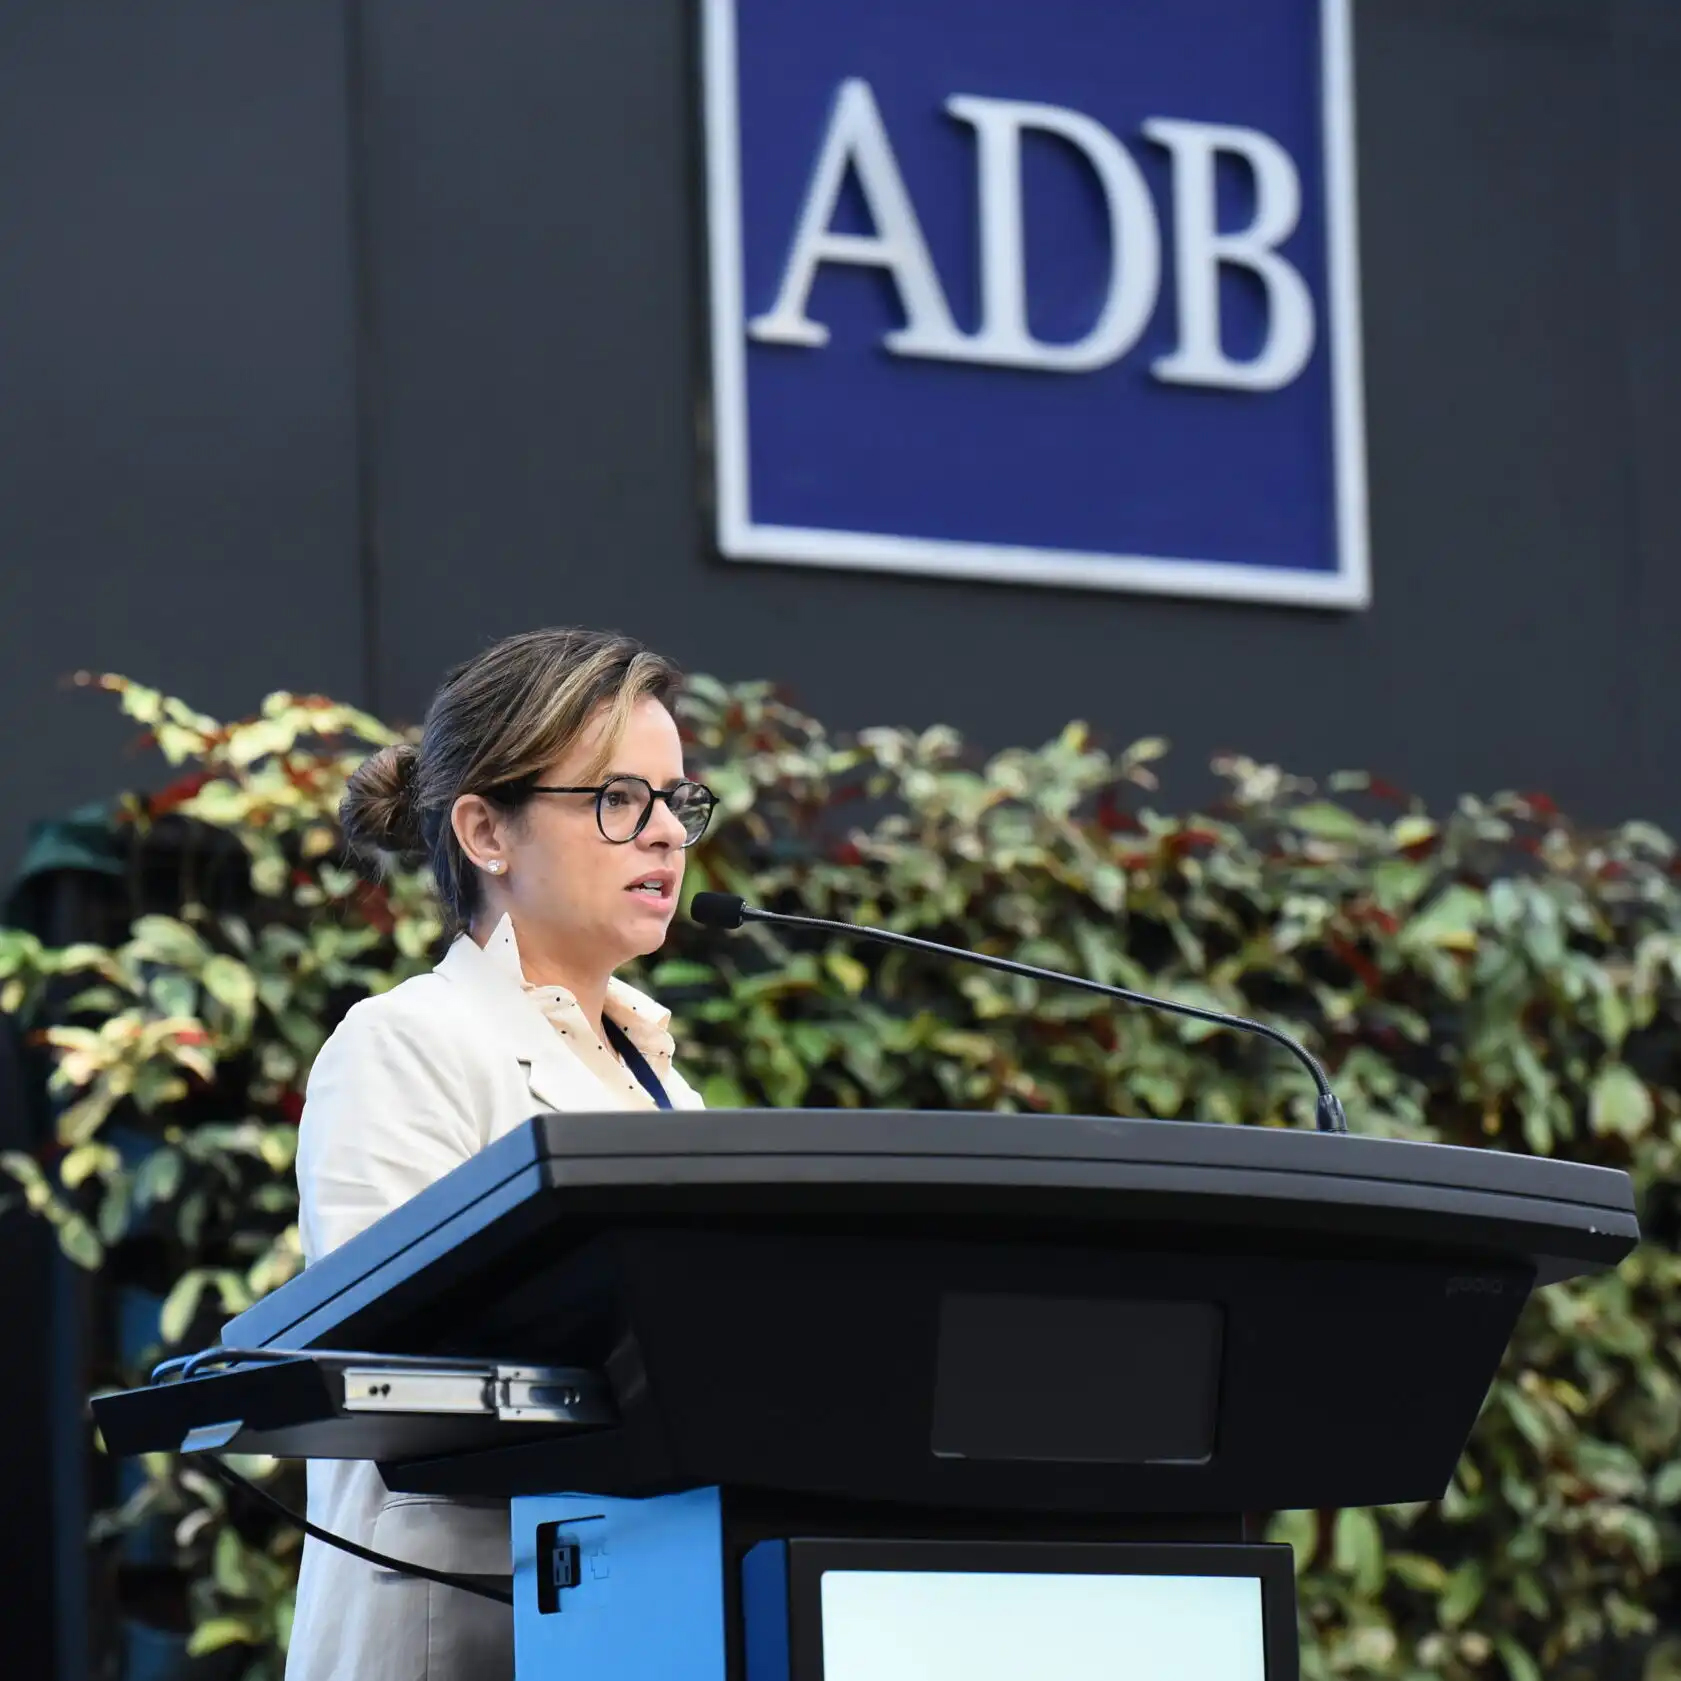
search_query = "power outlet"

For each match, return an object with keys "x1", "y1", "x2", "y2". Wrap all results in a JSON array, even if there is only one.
[{"x1": 534, "y1": 1524, "x2": 582, "y2": 1615}]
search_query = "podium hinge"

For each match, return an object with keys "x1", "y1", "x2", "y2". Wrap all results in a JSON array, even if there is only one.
[{"x1": 495, "y1": 1367, "x2": 615, "y2": 1426}]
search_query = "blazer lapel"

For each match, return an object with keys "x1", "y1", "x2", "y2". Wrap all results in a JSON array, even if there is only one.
[
  {"x1": 518, "y1": 1032, "x2": 597, "y2": 1115},
  {"x1": 433, "y1": 935, "x2": 596, "y2": 1114}
]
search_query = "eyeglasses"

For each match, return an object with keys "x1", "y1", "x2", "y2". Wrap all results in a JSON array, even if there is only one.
[{"x1": 527, "y1": 775, "x2": 716, "y2": 847}]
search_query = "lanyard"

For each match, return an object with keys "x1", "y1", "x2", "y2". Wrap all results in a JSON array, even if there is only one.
[{"x1": 603, "y1": 1018, "x2": 674, "y2": 1111}]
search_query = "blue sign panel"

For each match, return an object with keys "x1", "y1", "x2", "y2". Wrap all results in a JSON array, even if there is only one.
[{"x1": 703, "y1": 0, "x2": 1368, "y2": 607}]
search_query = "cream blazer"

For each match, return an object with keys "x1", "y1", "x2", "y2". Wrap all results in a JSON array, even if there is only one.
[{"x1": 284, "y1": 924, "x2": 704, "y2": 1681}]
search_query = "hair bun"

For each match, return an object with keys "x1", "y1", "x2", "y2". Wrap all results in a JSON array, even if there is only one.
[{"x1": 340, "y1": 742, "x2": 423, "y2": 862}]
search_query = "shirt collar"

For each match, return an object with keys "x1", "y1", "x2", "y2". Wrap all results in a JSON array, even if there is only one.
[{"x1": 478, "y1": 913, "x2": 675, "y2": 1058}]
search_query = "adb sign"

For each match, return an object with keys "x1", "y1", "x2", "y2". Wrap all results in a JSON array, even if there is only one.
[{"x1": 703, "y1": 0, "x2": 1369, "y2": 607}]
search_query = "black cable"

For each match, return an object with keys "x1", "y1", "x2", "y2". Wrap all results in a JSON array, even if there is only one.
[
  {"x1": 153, "y1": 1346, "x2": 299, "y2": 1384},
  {"x1": 195, "y1": 1455, "x2": 514, "y2": 1607},
  {"x1": 151, "y1": 1344, "x2": 526, "y2": 1385}
]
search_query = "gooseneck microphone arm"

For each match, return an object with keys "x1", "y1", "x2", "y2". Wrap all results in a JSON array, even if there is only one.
[{"x1": 690, "y1": 892, "x2": 1349, "y2": 1134}]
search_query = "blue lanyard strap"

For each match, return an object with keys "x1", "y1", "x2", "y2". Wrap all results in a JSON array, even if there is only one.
[{"x1": 603, "y1": 1017, "x2": 673, "y2": 1111}]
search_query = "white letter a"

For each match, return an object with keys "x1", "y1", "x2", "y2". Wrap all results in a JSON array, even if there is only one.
[{"x1": 748, "y1": 78, "x2": 965, "y2": 357}]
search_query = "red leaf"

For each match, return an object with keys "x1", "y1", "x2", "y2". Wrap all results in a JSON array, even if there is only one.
[
  {"x1": 149, "y1": 771, "x2": 211, "y2": 817},
  {"x1": 1327, "y1": 935, "x2": 1383, "y2": 992},
  {"x1": 1166, "y1": 829, "x2": 1219, "y2": 859},
  {"x1": 1095, "y1": 792, "x2": 1142, "y2": 834},
  {"x1": 1352, "y1": 904, "x2": 1400, "y2": 937},
  {"x1": 356, "y1": 883, "x2": 396, "y2": 935}
]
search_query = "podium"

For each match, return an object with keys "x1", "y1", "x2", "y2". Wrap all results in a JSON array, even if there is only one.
[{"x1": 94, "y1": 1110, "x2": 1638, "y2": 1680}]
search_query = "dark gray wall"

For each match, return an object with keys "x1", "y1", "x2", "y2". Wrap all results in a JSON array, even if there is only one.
[
  {"x1": 2, "y1": 0, "x2": 1678, "y2": 891},
  {"x1": 0, "y1": 0, "x2": 365, "y2": 883}
]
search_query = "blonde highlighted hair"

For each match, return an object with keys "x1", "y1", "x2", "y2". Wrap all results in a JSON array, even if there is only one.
[{"x1": 340, "y1": 627, "x2": 683, "y2": 933}]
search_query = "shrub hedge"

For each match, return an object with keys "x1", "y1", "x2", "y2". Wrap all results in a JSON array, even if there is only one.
[{"x1": 0, "y1": 671, "x2": 1677, "y2": 1681}]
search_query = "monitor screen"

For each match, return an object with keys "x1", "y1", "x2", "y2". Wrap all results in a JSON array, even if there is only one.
[
  {"x1": 819, "y1": 1568, "x2": 1266, "y2": 1681},
  {"x1": 931, "y1": 1294, "x2": 1223, "y2": 1463}
]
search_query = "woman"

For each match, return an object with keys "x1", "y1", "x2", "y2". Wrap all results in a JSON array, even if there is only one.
[{"x1": 286, "y1": 627, "x2": 713, "y2": 1681}]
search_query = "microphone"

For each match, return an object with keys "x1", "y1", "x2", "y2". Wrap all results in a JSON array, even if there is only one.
[{"x1": 689, "y1": 891, "x2": 1349, "y2": 1134}]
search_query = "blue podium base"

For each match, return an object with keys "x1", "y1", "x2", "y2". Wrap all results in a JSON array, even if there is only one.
[
  {"x1": 510, "y1": 1488, "x2": 1295, "y2": 1681},
  {"x1": 512, "y1": 1488, "x2": 729, "y2": 1680}
]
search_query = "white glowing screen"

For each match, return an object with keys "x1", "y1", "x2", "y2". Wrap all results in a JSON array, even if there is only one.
[{"x1": 820, "y1": 1569, "x2": 1267, "y2": 1681}]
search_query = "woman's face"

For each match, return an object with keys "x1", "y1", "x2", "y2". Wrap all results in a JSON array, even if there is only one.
[{"x1": 462, "y1": 696, "x2": 691, "y2": 974}]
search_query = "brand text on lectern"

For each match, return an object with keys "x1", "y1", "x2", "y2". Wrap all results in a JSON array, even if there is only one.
[{"x1": 703, "y1": 0, "x2": 1369, "y2": 608}]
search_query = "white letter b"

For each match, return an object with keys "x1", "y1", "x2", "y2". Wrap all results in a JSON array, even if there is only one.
[{"x1": 1145, "y1": 117, "x2": 1316, "y2": 391}]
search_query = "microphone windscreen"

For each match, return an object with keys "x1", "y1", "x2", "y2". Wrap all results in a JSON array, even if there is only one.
[{"x1": 690, "y1": 892, "x2": 748, "y2": 930}]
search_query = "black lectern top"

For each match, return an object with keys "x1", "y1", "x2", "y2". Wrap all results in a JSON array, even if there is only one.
[
  {"x1": 224, "y1": 1109, "x2": 1635, "y2": 1354},
  {"x1": 98, "y1": 1111, "x2": 1636, "y2": 1515}
]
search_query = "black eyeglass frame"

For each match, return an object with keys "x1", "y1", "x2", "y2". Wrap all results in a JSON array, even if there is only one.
[{"x1": 526, "y1": 776, "x2": 716, "y2": 847}]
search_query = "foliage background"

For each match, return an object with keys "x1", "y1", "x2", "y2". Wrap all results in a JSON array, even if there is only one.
[{"x1": 1, "y1": 672, "x2": 1678, "y2": 1680}]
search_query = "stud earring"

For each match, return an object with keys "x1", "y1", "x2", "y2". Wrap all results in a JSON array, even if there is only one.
[{"x1": 486, "y1": 859, "x2": 506, "y2": 876}]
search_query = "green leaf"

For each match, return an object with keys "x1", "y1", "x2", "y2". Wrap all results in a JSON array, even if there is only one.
[
  {"x1": 1266, "y1": 1509, "x2": 1317, "y2": 1572},
  {"x1": 97, "y1": 1176, "x2": 132, "y2": 1246},
  {"x1": 189, "y1": 1616, "x2": 258, "y2": 1657},
  {"x1": 1120, "y1": 735, "x2": 1168, "y2": 765},
  {"x1": 1502, "y1": 1387, "x2": 1551, "y2": 1453},
  {"x1": 128, "y1": 914, "x2": 211, "y2": 971},
  {"x1": 259, "y1": 1127, "x2": 298, "y2": 1174},
  {"x1": 60, "y1": 1141, "x2": 117, "y2": 1189},
  {"x1": 1388, "y1": 1551, "x2": 1448, "y2": 1593},
  {"x1": 202, "y1": 954, "x2": 259, "y2": 1032},
  {"x1": 701, "y1": 1073, "x2": 749, "y2": 1109},
  {"x1": 213, "y1": 1526, "x2": 253, "y2": 1596},
  {"x1": 149, "y1": 972, "x2": 200, "y2": 1021},
  {"x1": 1651, "y1": 1459, "x2": 1681, "y2": 1507},
  {"x1": 1289, "y1": 801, "x2": 1370, "y2": 841},
  {"x1": 133, "y1": 1148, "x2": 184, "y2": 1209},
  {"x1": 1390, "y1": 815, "x2": 1437, "y2": 849},
  {"x1": 1512, "y1": 1570, "x2": 1549, "y2": 1620},
  {"x1": 57, "y1": 1089, "x2": 118, "y2": 1148},
  {"x1": 824, "y1": 949, "x2": 870, "y2": 996},
  {"x1": 1439, "y1": 1559, "x2": 1485, "y2": 1627},
  {"x1": 52, "y1": 1213, "x2": 102, "y2": 1268},
  {"x1": 649, "y1": 960, "x2": 717, "y2": 989},
  {"x1": 160, "y1": 1271, "x2": 210, "y2": 1345},
  {"x1": 1402, "y1": 884, "x2": 1486, "y2": 952},
  {"x1": 1591, "y1": 1064, "x2": 1653, "y2": 1139},
  {"x1": 1331, "y1": 1507, "x2": 1385, "y2": 1596},
  {"x1": 1644, "y1": 1638, "x2": 1681, "y2": 1681},
  {"x1": 1496, "y1": 1635, "x2": 1543, "y2": 1681}
]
